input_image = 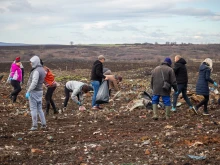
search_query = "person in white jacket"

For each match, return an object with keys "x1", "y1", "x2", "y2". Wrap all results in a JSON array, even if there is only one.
[{"x1": 63, "y1": 81, "x2": 93, "y2": 111}]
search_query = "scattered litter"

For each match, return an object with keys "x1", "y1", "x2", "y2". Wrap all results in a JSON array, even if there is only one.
[{"x1": 188, "y1": 154, "x2": 206, "y2": 160}]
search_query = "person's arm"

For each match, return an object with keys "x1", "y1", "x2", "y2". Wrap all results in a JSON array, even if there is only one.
[
  {"x1": 71, "y1": 88, "x2": 81, "y2": 104},
  {"x1": 205, "y1": 69, "x2": 214, "y2": 84},
  {"x1": 10, "y1": 65, "x2": 16, "y2": 78},
  {"x1": 173, "y1": 63, "x2": 180, "y2": 75},
  {"x1": 112, "y1": 79, "x2": 119, "y2": 91},
  {"x1": 27, "y1": 71, "x2": 39, "y2": 92},
  {"x1": 170, "y1": 70, "x2": 178, "y2": 92}
]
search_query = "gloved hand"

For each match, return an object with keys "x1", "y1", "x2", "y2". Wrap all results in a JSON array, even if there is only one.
[
  {"x1": 175, "y1": 91, "x2": 179, "y2": 95},
  {"x1": 25, "y1": 92, "x2": 30, "y2": 99},
  {"x1": 77, "y1": 101, "x2": 81, "y2": 106},
  {"x1": 9, "y1": 77, "x2": 13, "y2": 81},
  {"x1": 214, "y1": 82, "x2": 218, "y2": 87}
]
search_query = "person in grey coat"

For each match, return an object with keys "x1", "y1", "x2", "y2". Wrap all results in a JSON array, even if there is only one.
[
  {"x1": 63, "y1": 81, "x2": 93, "y2": 111},
  {"x1": 26, "y1": 55, "x2": 46, "y2": 131},
  {"x1": 194, "y1": 58, "x2": 218, "y2": 115},
  {"x1": 151, "y1": 57, "x2": 178, "y2": 120}
]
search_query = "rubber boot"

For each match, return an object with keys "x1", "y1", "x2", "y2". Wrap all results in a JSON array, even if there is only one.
[
  {"x1": 165, "y1": 106, "x2": 171, "y2": 120},
  {"x1": 152, "y1": 104, "x2": 158, "y2": 120}
]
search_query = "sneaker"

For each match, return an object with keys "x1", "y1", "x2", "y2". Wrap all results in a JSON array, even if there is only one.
[
  {"x1": 97, "y1": 106, "x2": 103, "y2": 110},
  {"x1": 91, "y1": 106, "x2": 99, "y2": 110},
  {"x1": 41, "y1": 125, "x2": 47, "y2": 130},
  {"x1": 171, "y1": 107, "x2": 176, "y2": 112},
  {"x1": 191, "y1": 106, "x2": 198, "y2": 115},
  {"x1": 29, "y1": 126, "x2": 37, "y2": 131},
  {"x1": 203, "y1": 112, "x2": 210, "y2": 116}
]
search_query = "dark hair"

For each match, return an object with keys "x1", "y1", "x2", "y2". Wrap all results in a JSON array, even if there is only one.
[
  {"x1": 82, "y1": 85, "x2": 93, "y2": 93},
  {"x1": 40, "y1": 59, "x2": 44, "y2": 66}
]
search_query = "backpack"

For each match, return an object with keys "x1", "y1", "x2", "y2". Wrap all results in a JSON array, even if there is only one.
[{"x1": 44, "y1": 69, "x2": 55, "y2": 86}]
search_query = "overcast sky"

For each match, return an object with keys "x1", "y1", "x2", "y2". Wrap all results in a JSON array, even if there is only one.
[{"x1": 0, "y1": 0, "x2": 219, "y2": 44}]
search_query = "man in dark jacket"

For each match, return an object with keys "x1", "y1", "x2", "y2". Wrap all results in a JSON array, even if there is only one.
[
  {"x1": 172, "y1": 55, "x2": 194, "y2": 112},
  {"x1": 90, "y1": 55, "x2": 108, "y2": 110},
  {"x1": 151, "y1": 57, "x2": 178, "y2": 120}
]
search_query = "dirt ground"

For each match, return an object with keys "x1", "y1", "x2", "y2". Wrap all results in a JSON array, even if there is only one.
[{"x1": 0, "y1": 60, "x2": 220, "y2": 165}]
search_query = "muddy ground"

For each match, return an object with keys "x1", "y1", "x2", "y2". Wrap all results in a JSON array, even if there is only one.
[{"x1": 0, "y1": 60, "x2": 220, "y2": 165}]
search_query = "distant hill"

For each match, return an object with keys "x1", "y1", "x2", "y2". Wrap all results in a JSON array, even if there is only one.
[{"x1": 0, "y1": 42, "x2": 30, "y2": 46}]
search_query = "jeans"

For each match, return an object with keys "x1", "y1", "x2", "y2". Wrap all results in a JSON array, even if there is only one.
[
  {"x1": 152, "y1": 95, "x2": 171, "y2": 106},
  {"x1": 196, "y1": 95, "x2": 209, "y2": 112},
  {"x1": 45, "y1": 86, "x2": 57, "y2": 112},
  {"x1": 91, "y1": 81, "x2": 100, "y2": 107},
  {"x1": 173, "y1": 83, "x2": 192, "y2": 108},
  {"x1": 10, "y1": 80, "x2": 22, "y2": 102},
  {"x1": 29, "y1": 91, "x2": 46, "y2": 127}
]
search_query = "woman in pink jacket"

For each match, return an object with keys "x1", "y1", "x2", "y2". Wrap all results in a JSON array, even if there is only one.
[{"x1": 9, "y1": 57, "x2": 22, "y2": 103}]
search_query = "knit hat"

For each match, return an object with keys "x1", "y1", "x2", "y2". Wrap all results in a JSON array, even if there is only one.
[
  {"x1": 15, "y1": 56, "x2": 20, "y2": 62},
  {"x1": 164, "y1": 57, "x2": 172, "y2": 66}
]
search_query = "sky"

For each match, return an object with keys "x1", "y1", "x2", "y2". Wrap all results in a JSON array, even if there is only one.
[{"x1": 0, "y1": 0, "x2": 220, "y2": 45}]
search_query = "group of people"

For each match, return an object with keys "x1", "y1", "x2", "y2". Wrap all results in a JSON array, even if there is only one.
[
  {"x1": 151, "y1": 55, "x2": 218, "y2": 120},
  {"x1": 8, "y1": 55, "x2": 122, "y2": 130},
  {"x1": 7, "y1": 54, "x2": 217, "y2": 129}
]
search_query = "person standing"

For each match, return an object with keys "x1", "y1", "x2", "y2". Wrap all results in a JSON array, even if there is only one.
[
  {"x1": 194, "y1": 58, "x2": 218, "y2": 115},
  {"x1": 63, "y1": 81, "x2": 92, "y2": 111},
  {"x1": 172, "y1": 55, "x2": 195, "y2": 112},
  {"x1": 26, "y1": 55, "x2": 46, "y2": 131},
  {"x1": 90, "y1": 55, "x2": 108, "y2": 110},
  {"x1": 9, "y1": 57, "x2": 22, "y2": 103},
  {"x1": 151, "y1": 57, "x2": 178, "y2": 120},
  {"x1": 40, "y1": 59, "x2": 58, "y2": 115}
]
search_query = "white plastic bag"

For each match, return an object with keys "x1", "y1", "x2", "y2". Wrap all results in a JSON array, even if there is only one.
[{"x1": 95, "y1": 80, "x2": 109, "y2": 104}]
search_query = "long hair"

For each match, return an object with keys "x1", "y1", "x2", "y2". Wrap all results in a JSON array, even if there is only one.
[{"x1": 202, "y1": 58, "x2": 213, "y2": 72}]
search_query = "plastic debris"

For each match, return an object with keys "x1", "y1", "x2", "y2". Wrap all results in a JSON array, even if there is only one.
[{"x1": 188, "y1": 155, "x2": 206, "y2": 160}]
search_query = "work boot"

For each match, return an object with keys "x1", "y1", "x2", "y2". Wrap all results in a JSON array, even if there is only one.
[
  {"x1": 152, "y1": 104, "x2": 158, "y2": 120},
  {"x1": 54, "y1": 109, "x2": 59, "y2": 114},
  {"x1": 165, "y1": 106, "x2": 171, "y2": 120}
]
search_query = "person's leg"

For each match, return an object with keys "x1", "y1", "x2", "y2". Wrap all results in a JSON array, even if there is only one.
[
  {"x1": 91, "y1": 81, "x2": 100, "y2": 107},
  {"x1": 29, "y1": 93, "x2": 38, "y2": 130},
  {"x1": 152, "y1": 95, "x2": 160, "y2": 120},
  {"x1": 162, "y1": 96, "x2": 171, "y2": 119},
  {"x1": 203, "y1": 95, "x2": 209, "y2": 115},
  {"x1": 10, "y1": 80, "x2": 21, "y2": 102},
  {"x1": 63, "y1": 86, "x2": 70, "y2": 108},
  {"x1": 49, "y1": 87, "x2": 58, "y2": 114},
  {"x1": 195, "y1": 95, "x2": 207, "y2": 110},
  {"x1": 182, "y1": 83, "x2": 192, "y2": 107},
  {"x1": 45, "y1": 88, "x2": 51, "y2": 115},
  {"x1": 172, "y1": 84, "x2": 182, "y2": 111},
  {"x1": 36, "y1": 91, "x2": 46, "y2": 127}
]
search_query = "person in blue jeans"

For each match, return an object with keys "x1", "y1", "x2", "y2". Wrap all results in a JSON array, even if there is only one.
[
  {"x1": 172, "y1": 55, "x2": 195, "y2": 112},
  {"x1": 151, "y1": 57, "x2": 178, "y2": 120},
  {"x1": 90, "y1": 55, "x2": 108, "y2": 110}
]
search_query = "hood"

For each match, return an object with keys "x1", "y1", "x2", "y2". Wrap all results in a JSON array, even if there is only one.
[
  {"x1": 30, "y1": 55, "x2": 41, "y2": 68},
  {"x1": 176, "y1": 58, "x2": 186, "y2": 65},
  {"x1": 199, "y1": 63, "x2": 209, "y2": 71}
]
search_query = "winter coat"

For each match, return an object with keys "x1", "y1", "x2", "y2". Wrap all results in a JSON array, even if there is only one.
[
  {"x1": 66, "y1": 81, "x2": 85, "y2": 103},
  {"x1": 10, "y1": 63, "x2": 22, "y2": 82},
  {"x1": 173, "y1": 58, "x2": 188, "y2": 84},
  {"x1": 27, "y1": 56, "x2": 46, "y2": 92},
  {"x1": 105, "y1": 75, "x2": 120, "y2": 91},
  {"x1": 196, "y1": 62, "x2": 214, "y2": 95},
  {"x1": 151, "y1": 62, "x2": 177, "y2": 96},
  {"x1": 91, "y1": 60, "x2": 106, "y2": 83}
]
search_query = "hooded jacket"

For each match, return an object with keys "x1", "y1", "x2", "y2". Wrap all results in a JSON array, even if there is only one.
[
  {"x1": 196, "y1": 62, "x2": 214, "y2": 95},
  {"x1": 91, "y1": 60, "x2": 106, "y2": 83},
  {"x1": 173, "y1": 58, "x2": 188, "y2": 84},
  {"x1": 66, "y1": 81, "x2": 85, "y2": 103},
  {"x1": 27, "y1": 56, "x2": 46, "y2": 92},
  {"x1": 151, "y1": 62, "x2": 177, "y2": 96},
  {"x1": 10, "y1": 63, "x2": 22, "y2": 82}
]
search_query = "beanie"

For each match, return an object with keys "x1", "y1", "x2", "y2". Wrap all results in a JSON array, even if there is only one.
[
  {"x1": 15, "y1": 56, "x2": 20, "y2": 62},
  {"x1": 164, "y1": 57, "x2": 172, "y2": 66}
]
